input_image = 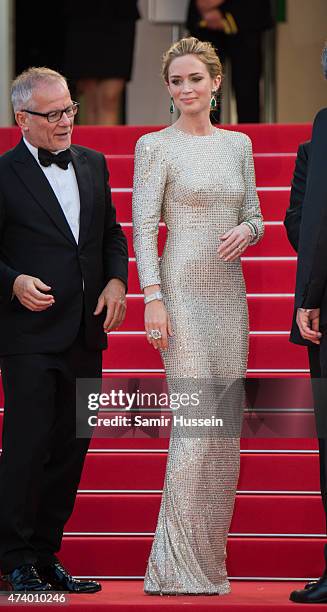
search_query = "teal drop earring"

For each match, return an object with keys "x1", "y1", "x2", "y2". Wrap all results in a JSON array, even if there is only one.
[
  {"x1": 210, "y1": 91, "x2": 217, "y2": 110},
  {"x1": 170, "y1": 97, "x2": 175, "y2": 114}
]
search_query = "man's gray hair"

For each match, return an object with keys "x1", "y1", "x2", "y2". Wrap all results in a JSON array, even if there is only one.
[
  {"x1": 322, "y1": 44, "x2": 327, "y2": 80},
  {"x1": 11, "y1": 67, "x2": 68, "y2": 112}
]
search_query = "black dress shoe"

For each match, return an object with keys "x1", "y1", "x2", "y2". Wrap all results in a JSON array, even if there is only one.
[
  {"x1": 36, "y1": 562, "x2": 101, "y2": 593},
  {"x1": 290, "y1": 576, "x2": 327, "y2": 603},
  {"x1": 304, "y1": 580, "x2": 318, "y2": 590},
  {"x1": 1, "y1": 565, "x2": 53, "y2": 592}
]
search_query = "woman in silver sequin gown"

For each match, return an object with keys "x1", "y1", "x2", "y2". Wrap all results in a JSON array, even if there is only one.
[{"x1": 132, "y1": 38, "x2": 264, "y2": 595}]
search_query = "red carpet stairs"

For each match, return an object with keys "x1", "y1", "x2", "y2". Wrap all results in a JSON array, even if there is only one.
[{"x1": 0, "y1": 124, "x2": 323, "y2": 609}]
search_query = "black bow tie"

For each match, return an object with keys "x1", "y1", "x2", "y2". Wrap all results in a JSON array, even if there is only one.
[{"x1": 38, "y1": 148, "x2": 72, "y2": 170}]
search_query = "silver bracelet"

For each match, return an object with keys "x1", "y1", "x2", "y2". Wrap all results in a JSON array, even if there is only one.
[
  {"x1": 242, "y1": 221, "x2": 258, "y2": 240},
  {"x1": 144, "y1": 290, "x2": 163, "y2": 304}
]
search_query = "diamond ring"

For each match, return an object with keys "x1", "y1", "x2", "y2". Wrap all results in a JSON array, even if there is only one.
[{"x1": 148, "y1": 329, "x2": 162, "y2": 340}]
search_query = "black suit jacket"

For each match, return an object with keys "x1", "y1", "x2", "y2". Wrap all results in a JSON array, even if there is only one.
[
  {"x1": 0, "y1": 139, "x2": 128, "y2": 355},
  {"x1": 284, "y1": 140, "x2": 311, "y2": 345},
  {"x1": 284, "y1": 108, "x2": 327, "y2": 345}
]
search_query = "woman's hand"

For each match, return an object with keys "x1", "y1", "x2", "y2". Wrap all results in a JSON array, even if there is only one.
[
  {"x1": 217, "y1": 223, "x2": 253, "y2": 262},
  {"x1": 145, "y1": 300, "x2": 173, "y2": 351}
]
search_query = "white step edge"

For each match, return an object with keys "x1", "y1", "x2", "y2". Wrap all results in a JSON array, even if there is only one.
[
  {"x1": 111, "y1": 187, "x2": 292, "y2": 193},
  {"x1": 72, "y1": 575, "x2": 320, "y2": 581},
  {"x1": 127, "y1": 256, "x2": 298, "y2": 261},
  {"x1": 76, "y1": 489, "x2": 321, "y2": 495},
  {"x1": 108, "y1": 330, "x2": 292, "y2": 335},
  {"x1": 85, "y1": 449, "x2": 319, "y2": 454},
  {"x1": 0, "y1": 448, "x2": 319, "y2": 454},
  {"x1": 101, "y1": 369, "x2": 310, "y2": 373},
  {"x1": 127, "y1": 293, "x2": 296, "y2": 297},
  {"x1": 121, "y1": 221, "x2": 285, "y2": 227},
  {"x1": 63, "y1": 532, "x2": 325, "y2": 538}
]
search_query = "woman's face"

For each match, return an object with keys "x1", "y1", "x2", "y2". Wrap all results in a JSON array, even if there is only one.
[{"x1": 167, "y1": 54, "x2": 220, "y2": 116}]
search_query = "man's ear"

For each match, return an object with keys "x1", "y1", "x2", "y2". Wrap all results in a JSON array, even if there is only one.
[{"x1": 15, "y1": 111, "x2": 29, "y2": 131}]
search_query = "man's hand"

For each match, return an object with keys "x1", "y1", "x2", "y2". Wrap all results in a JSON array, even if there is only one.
[
  {"x1": 201, "y1": 8, "x2": 225, "y2": 29},
  {"x1": 94, "y1": 278, "x2": 126, "y2": 333},
  {"x1": 196, "y1": 0, "x2": 224, "y2": 13},
  {"x1": 296, "y1": 308, "x2": 322, "y2": 344},
  {"x1": 13, "y1": 274, "x2": 55, "y2": 311}
]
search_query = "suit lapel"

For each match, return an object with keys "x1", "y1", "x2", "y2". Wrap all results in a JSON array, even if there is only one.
[
  {"x1": 12, "y1": 139, "x2": 76, "y2": 245},
  {"x1": 71, "y1": 146, "x2": 94, "y2": 250}
]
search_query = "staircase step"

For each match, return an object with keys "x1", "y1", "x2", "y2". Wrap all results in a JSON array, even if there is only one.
[
  {"x1": 122, "y1": 225, "x2": 294, "y2": 258},
  {"x1": 102, "y1": 334, "x2": 308, "y2": 371},
  {"x1": 66, "y1": 493, "x2": 324, "y2": 535},
  {"x1": 122, "y1": 296, "x2": 295, "y2": 332},
  {"x1": 106, "y1": 155, "x2": 297, "y2": 189},
  {"x1": 78, "y1": 452, "x2": 319, "y2": 492},
  {"x1": 59, "y1": 536, "x2": 325, "y2": 578},
  {"x1": 114, "y1": 190, "x2": 293, "y2": 224},
  {"x1": 127, "y1": 260, "x2": 297, "y2": 294}
]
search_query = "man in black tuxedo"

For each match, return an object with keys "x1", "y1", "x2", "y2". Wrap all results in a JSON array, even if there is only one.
[
  {"x1": 0, "y1": 67, "x2": 128, "y2": 592},
  {"x1": 187, "y1": 0, "x2": 274, "y2": 122},
  {"x1": 284, "y1": 47, "x2": 327, "y2": 604}
]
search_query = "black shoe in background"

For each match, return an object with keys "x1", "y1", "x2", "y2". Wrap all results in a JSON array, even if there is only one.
[
  {"x1": 290, "y1": 576, "x2": 327, "y2": 603},
  {"x1": 36, "y1": 562, "x2": 101, "y2": 593},
  {"x1": 1, "y1": 564, "x2": 53, "y2": 591}
]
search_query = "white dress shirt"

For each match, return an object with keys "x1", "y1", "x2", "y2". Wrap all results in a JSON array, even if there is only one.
[{"x1": 23, "y1": 138, "x2": 80, "y2": 243}]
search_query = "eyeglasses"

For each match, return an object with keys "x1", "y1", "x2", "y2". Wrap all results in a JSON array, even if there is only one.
[{"x1": 21, "y1": 102, "x2": 80, "y2": 123}]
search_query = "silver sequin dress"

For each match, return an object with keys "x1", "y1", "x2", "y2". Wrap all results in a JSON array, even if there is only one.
[{"x1": 132, "y1": 126, "x2": 264, "y2": 595}]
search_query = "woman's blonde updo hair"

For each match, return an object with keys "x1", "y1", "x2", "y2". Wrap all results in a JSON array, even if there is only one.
[{"x1": 162, "y1": 37, "x2": 223, "y2": 84}]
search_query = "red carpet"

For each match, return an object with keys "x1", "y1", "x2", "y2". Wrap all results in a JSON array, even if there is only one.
[{"x1": 0, "y1": 581, "x2": 319, "y2": 611}]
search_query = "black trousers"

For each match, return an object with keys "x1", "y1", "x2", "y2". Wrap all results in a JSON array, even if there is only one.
[
  {"x1": 308, "y1": 340, "x2": 327, "y2": 573},
  {"x1": 0, "y1": 328, "x2": 102, "y2": 573}
]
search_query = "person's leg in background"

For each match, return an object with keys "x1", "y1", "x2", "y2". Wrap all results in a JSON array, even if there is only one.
[
  {"x1": 77, "y1": 79, "x2": 98, "y2": 125},
  {"x1": 77, "y1": 78, "x2": 126, "y2": 125},
  {"x1": 228, "y1": 31, "x2": 263, "y2": 123},
  {"x1": 97, "y1": 78, "x2": 126, "y2": 125}
]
